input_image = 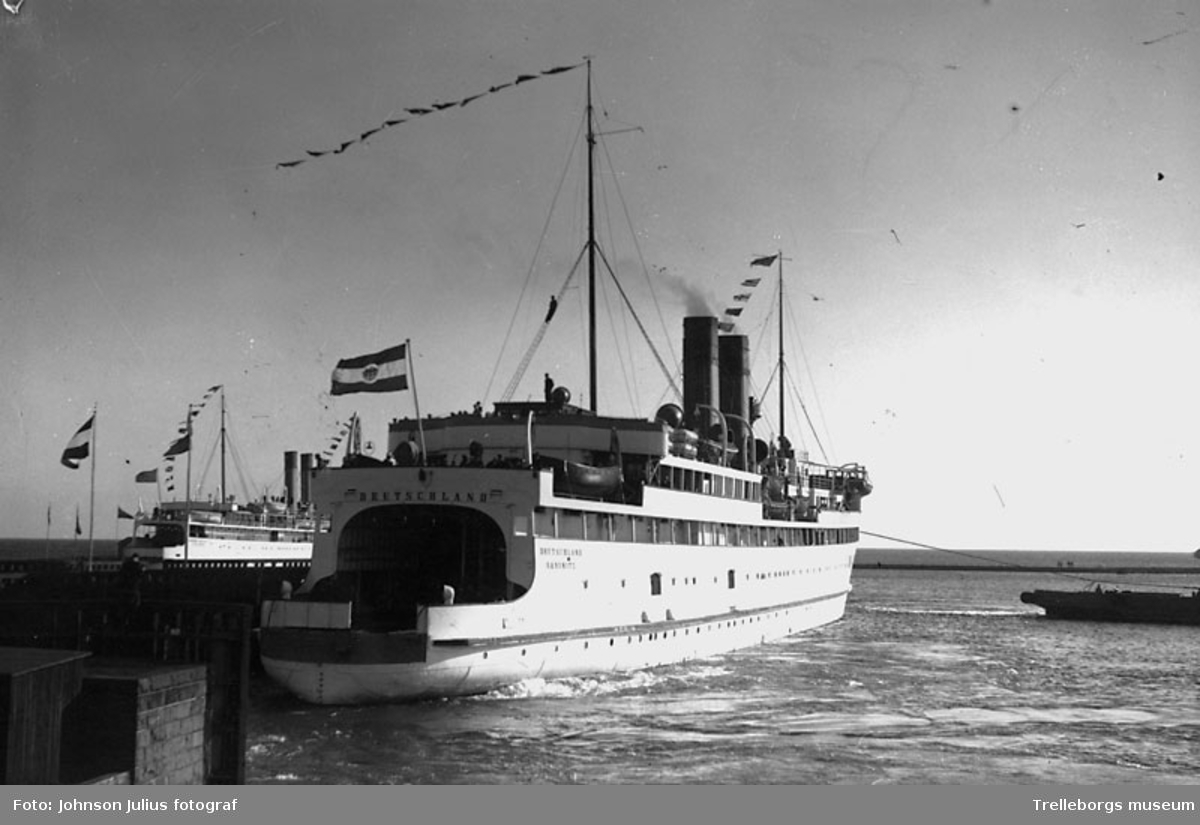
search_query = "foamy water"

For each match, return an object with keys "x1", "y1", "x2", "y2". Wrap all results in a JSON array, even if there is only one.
[{"x1": 244, "y1": 561, "x2": 1199, "y2": 784}]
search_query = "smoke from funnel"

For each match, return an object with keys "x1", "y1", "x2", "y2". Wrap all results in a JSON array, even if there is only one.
[{"x1": 655, "y1": 268, "x2": 715, "y2": 317}]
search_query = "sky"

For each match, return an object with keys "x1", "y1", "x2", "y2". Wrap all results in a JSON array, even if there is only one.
[{"x1": 2, "y1": 0, "x2": 1198, "y2": 553}]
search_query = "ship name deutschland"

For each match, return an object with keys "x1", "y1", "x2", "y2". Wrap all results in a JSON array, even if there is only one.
[
  {"x1": 539, "y1": 545, "x2": 579, "y2": 570},
  {"x1": 357, "y1": 489, "x2": 489, "y2": 503}
]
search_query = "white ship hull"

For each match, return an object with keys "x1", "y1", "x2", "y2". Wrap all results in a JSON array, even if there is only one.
[
  {"x1": 157, "y1": 536, "x2": 312, "y2": 565},
  {"x1": 262, "y1": 578, "x2": 850, "y2": 704}
]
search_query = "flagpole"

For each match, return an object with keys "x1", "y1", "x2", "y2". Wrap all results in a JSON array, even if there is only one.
[
  {"x1": 407, "y1": 339, "x2": 427, "y2": 461},
  {"x1": 88, "y1": 402, "x2": 97, "y2": 570}
]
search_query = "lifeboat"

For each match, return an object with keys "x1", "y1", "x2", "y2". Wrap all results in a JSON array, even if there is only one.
[
  {"x1": 553, "y1": 461, "x2": 623, "y2": 499},
  {"x1": 668, "y1": 428, "x2": 699, "y2": 459}
]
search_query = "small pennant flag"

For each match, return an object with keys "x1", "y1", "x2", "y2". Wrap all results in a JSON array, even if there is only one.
[
  {"x1": 61, "y1": 414, "x2": 95, "y2": 469},
  {"x1": 724, "y1": 307, "x2": 744, "y2": 317},
  {"x1": 331, "y1": 344, "x2": 409, "y2": 395},
  {"x1": 750, "y1": 254, "x2": 779, "y2": 267},
  {"x1": 74, "y1": 507, "x2": 82, "y2": 537},
  {"x1": 135, "y1": 468, "x2": 158, "y2": 483},
  {"x1": 740, "y1": 278, "x2": 761, "y2": 288},
  {"x1": 117, "y1": 506, "x2": 135, "y2": 520},
  {"x1": 163, "y1": 434, "x2": 190, "y2": 458}
]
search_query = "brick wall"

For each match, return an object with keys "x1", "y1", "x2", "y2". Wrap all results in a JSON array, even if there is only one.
[{"x1": 62, "y1": 661, "x2": 207, "y2": 785}]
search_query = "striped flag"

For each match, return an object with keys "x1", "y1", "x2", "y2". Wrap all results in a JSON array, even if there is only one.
[
  {"x1": 61, "y1": 414, "x2": 94, "y2": 469},
  {"x1": 331, "y1": 344, "x2": 409, "y2": 395},
  {"x1": 164, "y1": 434, "x2": 190, "y2": 458}
]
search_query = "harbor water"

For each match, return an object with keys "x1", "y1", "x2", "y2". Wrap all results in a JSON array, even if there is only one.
[{"x1": 242, "y1": 550, "x2": 1199, "y2": 784}]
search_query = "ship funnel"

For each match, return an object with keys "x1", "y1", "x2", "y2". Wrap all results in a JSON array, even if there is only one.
[
  {"x1": 719, "y1": 334, "x2": 752, "y2": 468},
  {"x1": 284, "y1": 451, "x2": 299, "y2": 506},
  {"x1": 718, "y1": 335, "x2": 750, "y2": 424},
  {"x1": 299, "y1": 453, "x2": 314, "y2": 504},
  {"x1": 683, "y1": 316, "x2": 719, "y2": 429}
]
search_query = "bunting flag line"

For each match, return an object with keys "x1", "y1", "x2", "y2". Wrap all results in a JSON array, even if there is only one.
[
  {"x1": 717, "y1": 255, "x2": 775, "y2": 332},
  {"x1": 331, "y1": 344, "x2": 408, "y2": 395},
  {"x1": 154, "y1": 384, "x2": 222, "y2": 468},
  {"x1": 320, "y1": 421, "x2": 354, "y2": 460},
  {"x1": 276, "y1": 61, "x2": 584, "y2": 171},
  {"x1": 61, "y1": 414, "x2": 95, "y2": 469}
]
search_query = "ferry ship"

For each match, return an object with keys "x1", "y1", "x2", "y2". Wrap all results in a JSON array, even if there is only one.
[
  {"x1": 258, "y1": 62, "x2": 871, "y2": 703},
  {"x1": 128, "y1": 387, "x2": 316, "y2": 576},
  {"x1": 129, "y1": 452, "x2": 315, "y2": 571}
]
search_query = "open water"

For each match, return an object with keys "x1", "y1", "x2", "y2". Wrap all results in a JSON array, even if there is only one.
[{"x1": 243, "y1": 550, "x2": 1200, "y2": 784}]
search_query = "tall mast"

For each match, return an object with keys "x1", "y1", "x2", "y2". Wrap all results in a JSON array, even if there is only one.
[
  {"x1": 586, "y1": 58, "x2": 597, "y2": 413},
  {"x1": 777, "y1": 251, "x2": 785, "y2": 448},
  {"x1": 219, "y1": 387, "x2": 227, "y2": 505}
]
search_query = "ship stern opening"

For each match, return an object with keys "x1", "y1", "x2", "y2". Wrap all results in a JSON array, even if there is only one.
[{"x1": 307, "y1": 504, "x2": 515, "y2": 631}]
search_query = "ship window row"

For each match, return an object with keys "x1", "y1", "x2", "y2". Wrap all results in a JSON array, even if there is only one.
[
  {"x1": 649, "y1": 466, "x2": 761, "y2": 501},
  {"x1": 646, "y1": 565, "x2": 843, "y2": 595},
  {"x1": 189, "y1": 526, "x2": 309, "y2": 542},
  {"x1": 532, "y1": 508, "x2": 856, "y2": 547}
]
